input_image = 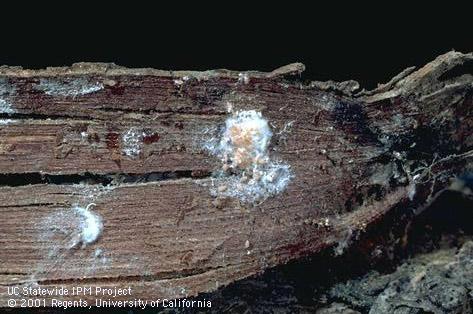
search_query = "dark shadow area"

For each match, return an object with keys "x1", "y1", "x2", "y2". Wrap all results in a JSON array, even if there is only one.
[{"x1": 0, "y1": 170, "x2": 206, "y2": 187}]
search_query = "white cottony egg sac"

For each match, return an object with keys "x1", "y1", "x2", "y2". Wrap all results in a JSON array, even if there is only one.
[
  {"x1": 42, "y1": 203, "x2": 104, "y2": 252},
  {"x1": 220, "y1": 110, "x2": 272, "y2": 169},
  {"x1": 204, "y1": 110, "x2": 293, "y2": 203}
]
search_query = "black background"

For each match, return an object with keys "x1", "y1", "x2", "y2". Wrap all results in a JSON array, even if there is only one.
[{"x1": 0, "y1": 5, "x2": 471, "y2": 89}]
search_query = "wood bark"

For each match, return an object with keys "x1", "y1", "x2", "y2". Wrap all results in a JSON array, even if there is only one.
[{"x1": 0, "y1": 51, "x2": 472, "y2": 305}]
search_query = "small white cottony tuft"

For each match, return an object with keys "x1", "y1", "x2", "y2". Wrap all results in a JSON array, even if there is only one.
[
  {"x1": 122, "y1": 127, "x2": 145, "y2": 158},
  {"x1": 238, "y1": 73, "x2": 250, "y2": 84},
  {"x1": 35, "y1": 78, "x2": 103, "y2": 97},
  {"x1": 0, "y1": 99, "x2": 15, "y2": 114},
  {"x1": 74, "y1": 203, "x2": 103, "y2": 246},
  {"x1": 0, "y1": 79, "x2": 16, "y2": 113},
  {"x1": 173, "y1": 79, "x2": 184, "y2": 86},
  {"x1": 0, "y1": 119, "x2": 14, "y2": 125}
]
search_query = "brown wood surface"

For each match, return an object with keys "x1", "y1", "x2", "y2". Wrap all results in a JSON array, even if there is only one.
[{"x1": 0, "y1": 52, "x2": 472, "y2": 305}]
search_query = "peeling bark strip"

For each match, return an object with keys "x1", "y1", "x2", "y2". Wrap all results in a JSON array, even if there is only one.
[{"x1": 0, "y1": 52, "x2": 472, "y2": 305}]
